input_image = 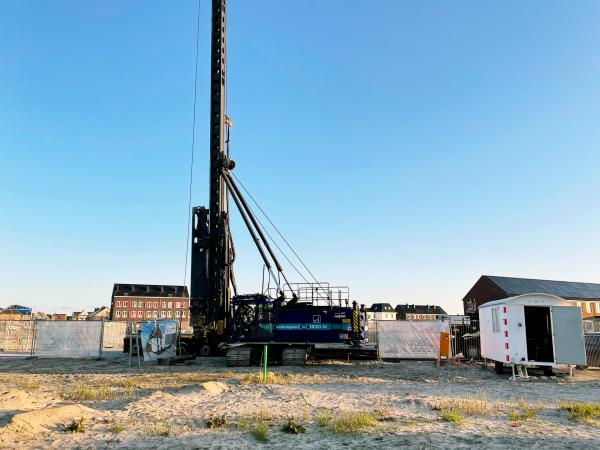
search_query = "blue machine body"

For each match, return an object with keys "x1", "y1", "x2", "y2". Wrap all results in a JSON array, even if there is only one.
[{"x1": 231, "y1": 294, "x2": 366, "y2": 343}]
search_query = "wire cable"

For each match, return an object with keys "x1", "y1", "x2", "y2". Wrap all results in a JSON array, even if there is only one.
[
  {"x1": 231, "y1": 172, "x2": 330, "y2": 300},
  {"x1": 183, "y1": 0, "x2": 202, "y2": 287}
]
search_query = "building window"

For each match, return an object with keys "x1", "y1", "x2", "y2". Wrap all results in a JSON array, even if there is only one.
[
  {"x1": 122, "y1": 301, "x2": 128, "y2": 308},
  {"x1": 168, "y1": 302, "x2": 173, "y2": 308},
  {"x1": 595, "y1": 303, "x2": 600, "y2": 314},
  {"x1": 146, "y1": 301, "x2": 151, "y2": 309},
  {"x1": 153, "y1": 302, "x2": 158, "y2": 308},
  {"x1": 181, "y1": 312, "x2": 186, "y2": 319},
  {"x1": 131, "y1": 311, "x2": 136, "y2": 318},
  {"x1": 176, "y1": 302, "x2": 180, "y2": 309},
  {"x1": 586, "y1": 303, "x2": 592, "y2": 313},
  {"x1": 175, "y1": 311, "x2": 180, "y2": 318},
  {"x1": 167, "y1": 311, "x2": 173, "y2": 318},
  {"x1": 153, "y1": 311, "x2": 158, "y2": 318},
  {"x1": 161, "y1": 302, "x2": 166, "y2": 309},
  {"x1": 138, "y1": 311, "x2": 143, "y2": 318},
  {"x1": 116, "y1": 310, "x2": 121, "y2": 318},
  {"x1": 492, "y1": 308, "x2": 500, "y2": 333},
  {"x1": 116, "y1": 301, "x2": 121, "y2": 307},
  {"x1": 161, "y1": 311, "x2": 166, "y2": 318}
]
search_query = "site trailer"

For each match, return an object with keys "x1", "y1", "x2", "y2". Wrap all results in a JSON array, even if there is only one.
[{"x1": 479, "y1": 293, "x2": 586, "y2": 376}]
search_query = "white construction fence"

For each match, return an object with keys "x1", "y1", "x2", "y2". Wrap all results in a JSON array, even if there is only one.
[
  {"x1": 376, "y1": 320, "x2": 450, "y2": 359},
  {"x1": 0, "y1": 320, "x2": 129, "y2": 358}
]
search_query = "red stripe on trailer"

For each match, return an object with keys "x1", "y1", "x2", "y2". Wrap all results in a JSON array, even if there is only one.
[
  {"x1": 506, "y1": 355, "x2": 510, "y2": 362},
  {"x1": 504, "y1": 331, "x2": 508, "y2": 338},
  {"x1": 503, "y1": 306, "x2": 507, "y2": 314},
  {"x1": 505, "y1": 343, "x2": 509, "y2": 349},
  {"x1": 503, "y1": 318, "x2": 507, "y2": 325}
]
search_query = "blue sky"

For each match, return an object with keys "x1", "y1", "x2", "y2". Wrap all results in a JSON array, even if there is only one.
[{"x1": 1, "y1": 1, "x2": 600, "y2": 314}]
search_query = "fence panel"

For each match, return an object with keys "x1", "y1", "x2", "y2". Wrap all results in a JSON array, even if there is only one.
[
  {"x1": 377, "y1": 320, "x2": 450, "y2": 359},
  {"x1": 584, "y1": 332, "x2": 600, "y2": 368},
  {"x1": 450, "y1": 321, "x2": 481, "y2": 360},
  {"x1": 367, "y1": 320, "x2": 378, "y2": 345},
  {"x1": 34, "y1": 321, "x2": 102, "y2": 358},
  {"x1": 0, "y1": 320, "x2": 34, "y2": 353},
  {"x1": 102, "y1": 321, "x2": 127, "y2": 355}
]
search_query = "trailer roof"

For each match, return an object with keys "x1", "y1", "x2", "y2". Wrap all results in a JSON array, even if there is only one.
[{"x1": 479, "y1": 293, "x2": 572, "y2": 308}]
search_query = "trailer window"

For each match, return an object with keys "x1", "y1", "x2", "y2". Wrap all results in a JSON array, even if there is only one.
[{"x1": 492, "y1": 308, "x2": 500, "y2": 333}]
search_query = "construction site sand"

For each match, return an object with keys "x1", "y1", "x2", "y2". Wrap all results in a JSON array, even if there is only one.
[{"x1": 0, "y1": 357, "x2": 598, "y2": 449}]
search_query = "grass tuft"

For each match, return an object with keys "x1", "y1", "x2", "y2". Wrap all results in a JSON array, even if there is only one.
[
  {"x1": 440, "y1": 410, "x2": 463, "y2": 425},
  {"x1": 433, "y1": 390, "x2": 493, "y2": 416},
  {"x1": 280, "y1": 419, "x2": 305, "y2": 434},
  {"x1": 508, "y1": 409, "x2": 537, "y2": 421},
  {"x1": 63, "y1": 383, "x2": 114, "y2": 402},
  {"x1": 64, "y1": 417, "x2": 85, "y2": 433},
  {"x1": 251, "y1": 422, "x2": 269, "y2": 442},
  {"x1": 239, "y1": 372, "x2": 304, "y2": 385},
  {"x1": 315, "y1": 410, "x2": 330, "y2": 427},
  {"x1": 108, "y1": 423, "x2": 124, "y2": 434},
  {"x1": 558, "y1": 402, "x2": 600, "y2": 425},
  {"x1": 330, "y1": 412, "x2": 377, "y2": 433}
]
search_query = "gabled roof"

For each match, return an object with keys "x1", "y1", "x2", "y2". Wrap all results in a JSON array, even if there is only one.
[
  {"x1": 395, "y1": 304, "x2": 447, "y2": 315},
  {"x1": 112, "y1": 284, "x2": 189, "y2": 298},
  {"x1": 485, "y1": 275, "x2": 600, "y2": 300},
  {"x1": 368, "y1": 303, "x2": 395, "y2": 312}
]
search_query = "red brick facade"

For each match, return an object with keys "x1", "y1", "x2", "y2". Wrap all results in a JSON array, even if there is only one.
[{"x1": 111, "y1": 296, "x2": 189, "y2": 321}]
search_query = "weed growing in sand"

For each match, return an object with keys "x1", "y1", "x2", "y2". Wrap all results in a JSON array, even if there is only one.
[
  {"x1": 205, "y1": 415, "x2": 227, "y2": 428},
  {"x1": 280, "y1": 419, "x2": 305, "y2": 434},
  {"x1": 251, "y1": 422, "x2": 269, "y2": 442},
  {"x1": 234, "y1": 419, "x2": 250, "y2": 430},
  {"x1": 108, "y1": 423, "x2": 124, "y2": 434},
  {"x1": 145, "y1": 420, "x2": 189, "y2": 437},
  {"x1": 508, "y1": 409, "x2": 537, "y2": 421},
  {"x1": 315, "y1": 410, "x2": 330, "y2": 427},
  {"x1": 240, "y1": 371, "x2": 302, "y2": 385},
  {"x1": 253, "y1": 408, "x2": 272, "y2": 422},
  {"x1": 433, "y1": 390, "x2": 493, "y2": 416},
  {"x1": 63, "y1": 383, "x2": 114, "y2": 402},
  {"x1": 558, "y1": 402, "x2": 600, "y2": 425},
  {"x1": 440, "y1": 410, "x2": 463, "y2": 425},
  {"x1": 64, "y1": 417, "x2": 85, "y2": 433},
  {"x1": 330, "y1": 412, "x2": 376, "y2": 433}
]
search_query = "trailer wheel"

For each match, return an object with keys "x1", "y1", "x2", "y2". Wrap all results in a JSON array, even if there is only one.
[
  {"x1": 494, "y1": 361, "x2": 504, "y2": 374},
  {"x1": 199, "y1": 344, "x2": 211, "y2": 357}
]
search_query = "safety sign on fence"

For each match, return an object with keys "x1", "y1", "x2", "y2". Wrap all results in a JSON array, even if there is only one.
[
  {"x1": 139, "y1": 320, "x2": 178, "y2": 362},
  {"x1": 376, "y1": 320, "x2": 450, "y2": 359}
]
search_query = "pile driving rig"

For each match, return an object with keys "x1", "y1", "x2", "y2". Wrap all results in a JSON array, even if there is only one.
[{"x1": 189, "y1": 0, "x2": 369, "y2": 366}]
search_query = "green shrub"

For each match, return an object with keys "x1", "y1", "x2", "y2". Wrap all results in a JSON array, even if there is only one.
[
  {"x1": 64, "y1": 417, "x2": 85, "y2": 433},
  {"x1": 205, "y1": 415, "x2": 227, "y2": 428},
  {"x1": 281, "y1": 419, "x2": 305, "y2": 434}
]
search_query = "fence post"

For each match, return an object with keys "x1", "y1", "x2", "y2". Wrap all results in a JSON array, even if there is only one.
[
  {"x1": 28, "y1": 319, "x2": 38, "y2": 359},
  {"x1": 98, "y1": 319, "x2": 105, "y2": 360}
]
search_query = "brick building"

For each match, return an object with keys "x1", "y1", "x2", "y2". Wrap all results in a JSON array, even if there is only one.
[
  {"x1": 110, "y1": 284, "x2": 190, "y2": 323},
  {"x1": 463, "y1": 275, "x2": 600, "y2": 322}
]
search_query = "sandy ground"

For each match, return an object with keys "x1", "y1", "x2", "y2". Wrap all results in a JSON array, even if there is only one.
[{"x1": 0, "y1": 356, "x2": 598, "y2": 449}]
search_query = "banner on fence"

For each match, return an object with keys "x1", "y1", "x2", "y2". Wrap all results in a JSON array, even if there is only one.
[
  {"x1": 376, "y1": 320, "x2": 450, "y2": 359},
  {"x1": 139, "y1": 320, "x2": 178, "y2": 362},
  {"x1": 34, "y1": 321, "x2": 103, "y2": 358}
]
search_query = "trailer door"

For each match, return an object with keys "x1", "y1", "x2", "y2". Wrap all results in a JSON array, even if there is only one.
[{"x1": 551, "y1": 306, "x2": 586, "y2": 365}]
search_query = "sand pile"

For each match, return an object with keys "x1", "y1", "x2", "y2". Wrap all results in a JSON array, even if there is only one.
[{"x1": 1, "y1": 404, "x2": 93, "y2": 437}]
